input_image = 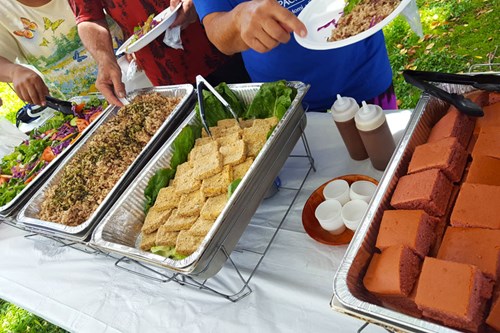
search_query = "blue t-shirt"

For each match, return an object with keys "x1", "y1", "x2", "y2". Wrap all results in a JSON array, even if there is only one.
[{"x1": 194, "y1": 0, "x2": 393, "y2": 111}]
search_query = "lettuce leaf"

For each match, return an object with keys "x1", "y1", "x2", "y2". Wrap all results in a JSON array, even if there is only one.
[
  {"x1": 244, "y1": 80, "x2": 296, "y2": 120},
  {"x1": 144, "y1": 168, "x2": 175, "y2": 213},
  {"x1": 151, "y1": 246, "x2": 187, "y2": 260},
  {"x1": 34, "y1": 113, "x2": 73, "y2": 135},
  {"x1": 195, "y1": 82, "x2": 246, "y2": 128},
  {"x1": 217, "y1": 82, "x2": 246, "y2": 117},
  {"x1": 228, "y1": 178, "x2": 242, "y2": 198},
  {"x1": 0, "y1": 179, "x2": 25, "y2": 207},
  {"x1": 169, "y1": 125, "x2": 199, "y2": 171}
]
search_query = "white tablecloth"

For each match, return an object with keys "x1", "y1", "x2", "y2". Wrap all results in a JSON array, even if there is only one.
[{"x1": 0, "y1": 111, "x2": 411, "y2": 333}]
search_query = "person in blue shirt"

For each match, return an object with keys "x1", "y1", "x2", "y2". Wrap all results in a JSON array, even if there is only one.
[{"x1": 192, "y1": 0, "x2": 397, "y2": 111}]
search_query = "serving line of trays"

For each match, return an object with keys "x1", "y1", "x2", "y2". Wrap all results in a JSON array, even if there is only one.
[
  {"x1": 331, "y1": 85, "x2": 482, "y2": 332},
  {"x1": 15, "y1": 85, "x2": 195, "y2": 242},
  {"x1": 0, "y1": 95, "x2": 109, "y2": 218},
  {"x1": 91, "y1": 82, "x2": 309, "y2": 280}
]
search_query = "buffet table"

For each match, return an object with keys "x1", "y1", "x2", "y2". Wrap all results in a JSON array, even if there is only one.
[{"x1": 0, "y1": 110, "x2": 411, "y2": 333}]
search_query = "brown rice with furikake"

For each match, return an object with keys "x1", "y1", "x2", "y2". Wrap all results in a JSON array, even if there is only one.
[
  {"x1": 328, "y1": 0, "x2": 399, "y2": 42},
  {"x1": 39, "y1": 93, "x2": 181, "y2": 226}
]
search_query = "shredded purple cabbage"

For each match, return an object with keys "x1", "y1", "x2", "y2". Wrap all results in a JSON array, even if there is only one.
[
  {"x1": 54, "y1": 123, "x2": 77, "y2": 139},
  {"x1": 317, "y1": 18, "x2": 338, "y2": 32},
  {"x1": 82, "y1": 105, "x2": 103, "y2": 122},
  {"x1": 52, "y1": 140, "x2": 71, "y2": 155},
  {"x1": 369, "y1": 16, "x2": 376, "y2": 28}
]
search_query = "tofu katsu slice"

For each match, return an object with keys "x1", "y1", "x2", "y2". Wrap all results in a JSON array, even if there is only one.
[
  {"x1": 141, "y1": 208, "x2": 173, "y2": 234},
  {"x1": 176, "y1": 230, "x2": 204, "y2": 256}
]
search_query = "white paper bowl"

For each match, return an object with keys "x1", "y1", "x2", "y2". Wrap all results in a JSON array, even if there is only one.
[
  {"x1": 341, "y1": 199, "x2": 368, "y2": 231},
  {"x1": 314, "y1": 199, "x2": 345, "y2": 235},
  {"x1": 349, "y1": 180, "x2": 377, "y2": 203},
  {"x1": 323, "y1": 179, "x2": 350, "y2": 205}
]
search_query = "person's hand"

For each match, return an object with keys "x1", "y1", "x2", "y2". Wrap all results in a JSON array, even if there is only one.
[
  {"x1": 236, "y1": 0, "x2": 307, "y2": 53},
  {"x1": 95, "y1": 57, "x2": 126, "y2": 107},
  {"x1": 11, "y1": 65, "x2": 49, "y2": 106},
  {"x1": 125, "y1": 53, "x2": 143, "y2": 71},
  {"x1": 170, "y1": 0, "x2": 198, "y2": 29}
]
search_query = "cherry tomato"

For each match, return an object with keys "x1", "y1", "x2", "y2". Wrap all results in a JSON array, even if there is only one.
[{"x1": 41, "y1": 146, "x2": 56, "y2": 162}]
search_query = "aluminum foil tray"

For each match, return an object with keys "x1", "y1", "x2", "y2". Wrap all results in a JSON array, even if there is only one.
[
  {"x1": 91, "y1": 81, "x2": 309, "y2": 280},
  {"x1": 332, "y1": 88, "x2": 477, "y2": 332},
  {"x1": 15, "y1": 85, "x2": 194, "y2": 242},
  {"x1": 0, "y1": 95, "x2": 108, "y2": 217}
]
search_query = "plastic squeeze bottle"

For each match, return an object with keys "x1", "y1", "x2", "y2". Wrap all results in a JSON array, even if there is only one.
[
  {"x1": 355, "y1": 101, "x2": 396, "y2": 170},
  {"x1": 331, "y1": 95, "x2": 368, "y2": 160}
]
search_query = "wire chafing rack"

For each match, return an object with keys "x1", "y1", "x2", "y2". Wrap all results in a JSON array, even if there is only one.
[{"x1": 1, "y1": 130, "x2": 315, "y2": 303}]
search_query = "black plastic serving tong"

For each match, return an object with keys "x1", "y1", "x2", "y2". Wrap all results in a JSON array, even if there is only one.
[
  {"x1": 403, "y1": 70, "x2": 500, "y2": 117},
  {"x1": 44, "y1": 96, "x2": 74, "y2": 115},
  {"x1": 195, "y1": 75, "x2": 241, "y2": 137},
  {"x1": 15, "y1": 96, "x2": 73, "y2": 127}
]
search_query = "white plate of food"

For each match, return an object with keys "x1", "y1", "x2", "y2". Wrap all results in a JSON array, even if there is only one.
[
  {"x1": 294, "y1": 0, "x2": 412, "y2": 50},
  {"x1": 116, "y1": 3, "x2": 182, "y2": 55}
]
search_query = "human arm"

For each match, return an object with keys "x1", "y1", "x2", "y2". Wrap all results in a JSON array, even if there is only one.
[
  {"x1": 0, "y1": 56, "x2": 49, "y2": 106},
  {"x1": 77, "y1": 20, "x2": 125, "y2": 107},
  {"x1": 69, "y1": 0, "x2": 124, "y2": 106},
  {"x1": 196, "y1": 0, "x2": 307, "y2": 54},
  {"x1": 170, "y1": 0, "x2": 198, "y2": 29}
]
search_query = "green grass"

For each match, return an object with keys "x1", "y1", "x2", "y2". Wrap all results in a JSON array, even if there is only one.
[
  {"x1": 385, "y1": 0, "x2": 499, "y2": 108},
  {"x1": 0, "y1": 0, "x2": 498, "y2": 331},
  {"x1": 0, "y1": 299, "x2": 67, "y2": 333},
  {"x1": 0, "y1": 82, "x2": 24, "y2": 123}
]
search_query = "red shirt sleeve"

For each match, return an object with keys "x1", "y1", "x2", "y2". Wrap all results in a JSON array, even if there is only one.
[{"x1": 68, "y1": 0, "x2": 106, "y2": 24}]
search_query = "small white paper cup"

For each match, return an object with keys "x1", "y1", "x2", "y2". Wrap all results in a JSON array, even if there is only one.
[
  {"x1": 349, "y1": 180, "x2": 377, "y2": 203},
  {"x1": 323, "y1": 179, "x2": 350, "y2": 205},
  {"x1": 314, "y1": 199, "x2": 345, "y2": 235},
  {"x1": 341, "y1": 199, "x2": 368, "y2": 231}
]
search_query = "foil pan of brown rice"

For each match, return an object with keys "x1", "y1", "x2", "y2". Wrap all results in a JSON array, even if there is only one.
[{"x1": 15, "y1": 85, "x2": 194, "y2": 241}]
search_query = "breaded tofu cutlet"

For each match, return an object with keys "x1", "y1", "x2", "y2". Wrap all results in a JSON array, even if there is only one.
[
  {"x1": 189, "y1": 216, "x2": 217, "y2": 237},
  {"x1": 200, "y1": 193, "x2": 228, "y2": 220},
  {"x1": 141, "y1": 208, "x2": 173, "y2": 234},
  {"x1": 242, "y1": 126, "x2": 268, "y2": 157},
  {"x1": 177, "y1": 190, "x2": 206, "y2": 217},
  {"x1": 176, "y1": 230, "x2": 205, "y2": 256},
  {"x1": 173, "y1": 163, "x2": 201, "y2": 195},
  {"x1": 201, "y1": 165, "x2": 233, "y2": 197},
  {"x1": 140, "y1": 231, "x2": 157, "y2": 251},
  {"x1": 155, "y1": 228, "x2": 179, "y2": 247},
  {"x1": 189, "y1": 140, "x2": 219, "y2": 162},
  {"x1": 220, "y1": 140, "x2": 247, "y2": 166},
  {"x1": 232, "y1": 158, "x2": 254, "y2": 180},
  {"x1": 162, "y1": 209, "x2": 198, "y2": 232},
  {"x1": 192, "y1": 150, "x2": 223, "y2": 180},
  {"x1": 153, "y1": 186, "x2": 180, "y2": 211},
  {"x1": 216, "y1": 132, "x2": 241, "y2": 146}
]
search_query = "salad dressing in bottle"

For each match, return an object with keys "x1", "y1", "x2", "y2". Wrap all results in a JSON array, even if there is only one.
[
  {"x1": 355, "y1": 101, "x2": 396, "y2": 170},
  {"x1": 331, "y1": 94, "x2": 368, "y2": 160}
]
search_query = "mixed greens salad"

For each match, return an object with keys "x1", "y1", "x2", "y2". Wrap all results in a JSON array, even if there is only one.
[{"x1": 0, "y1": 97, "x2": 108, "y2": 207}]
